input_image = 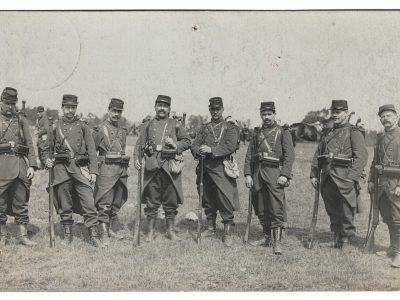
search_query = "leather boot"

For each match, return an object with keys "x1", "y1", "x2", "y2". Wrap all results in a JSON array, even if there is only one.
[
  {"x1": 223, "y1": 223, "x2": 233, "y2": 247},
  {"x1": 250, "y1": 224, "x2": 271, "y2": 247},
  {"x1": 63, "y1": 224, "x2": 73, "y2": 244},
  {"x1": 109, "y1": 219, "x2": 124, "y2": 240},
  {"x1": 202, "y1": 218, "x2": 216, "y2": 237},
  {"x1": 17, "y1": 224, "x2": 37, "y2": 246},
  {"x1": 100, "y1": 222, "x2": 111, "y2": 246},
  {"x1": 339, "y1": 236, "x2": 350, "y2": 251},
  {"x1": 145, "y1": 217, "x2": 156, "y2": 243},
  {"x1": 88, "y1": 226, "x2": 104, "y2": 248},
  {"x1": 331, "y1": 232, "x2": 340, "y2": 248},
  {"x1": 166, "y1": 217, "x2": 182, "y2": 241},
  {"x1": 0, "y1": 222, "x2": 7, "y2": 247},
  {"x1": 377, "y1": 225, "x2": 396, "y2": 258},
  {"x1": 391, "y1": 225, "x2": 400, "y2": 268},
  {"x1": 272, "y1": 227, "x2": 282, "y2": 255}
]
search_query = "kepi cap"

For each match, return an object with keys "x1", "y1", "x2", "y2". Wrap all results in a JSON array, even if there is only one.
[
  {"x1": 109, "y1": 98, "x2": 124, "y2": 111},
  {"x1": 329, "y1": 100, "x2": 348, "y2": 111},
  {"x1": 378, "y1": 104, "x2": 397, "y2": 116},
  {"x1": 155, "y1": 95, "x2": 171, "y2": 106},
  {"x1": 37, "y1": 106, "x2": 44, "y2": 112},
  {"x1": 62, "y1": 94, "x2": 78, "y2": 106},
  {"x1": 1, "y1": 87, "x2": 18, "y2": 103},
  {"x1": 260, "y1": 101, "x2": 276, "y2": 112},
  {"x1": 209, "y1": 97, "x2": 223, "y2": 109}
]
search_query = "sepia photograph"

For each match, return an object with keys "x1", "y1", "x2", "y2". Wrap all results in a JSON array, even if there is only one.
[{"x1": 1, "y1": 2, "x2": 400, "y2": 293}]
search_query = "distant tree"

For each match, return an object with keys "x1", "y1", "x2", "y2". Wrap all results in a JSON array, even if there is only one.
[{"x1": 301, "y1": 108, "x2": 329, "y2": 124}]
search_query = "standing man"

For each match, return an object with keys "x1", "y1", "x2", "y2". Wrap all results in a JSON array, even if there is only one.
[
  {"x1": 134, "y1": 95, "x2": 191, "y2": 242},
  {"x1": 242, "y1": 125, "x2": 250, "y2": 145},
  {"x1": 244, "y1": 102, "x2": 295, "y2": 254},
  {"x1": 310, "y1": 100, "x2": 368, "y2": 250},
  {"x1": 35, "y1": 106, "x2": 49, "y2": 169},
  {"x1": 93, "y1": 98, "x2": 128, "y2": 244},
  {"x1": 367, "y1": 104, "x2": 400, "y2": 268},
  {"x1": 0, "y1": 87, "x2": 38, "y2": 246},
  {"x1": 191, "y1": 97, "x2": 240, "y2": 247},
  {"x1": 45, "y1": 94, "x2": 103, "y2": 247}
]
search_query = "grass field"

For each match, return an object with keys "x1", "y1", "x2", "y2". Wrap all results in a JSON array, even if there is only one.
[{"x1": 0, "y1": 136, "x2": 399, "y2": 291}]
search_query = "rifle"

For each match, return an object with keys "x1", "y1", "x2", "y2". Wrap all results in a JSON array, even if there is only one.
[
  {"x1": 306, "y1": 169, "x2": 320, "y2": 249},
  {"x1": 182, "y1": 113, "x2": 187, "y2": 128},
  {"x1": 364, "y1": 144, "x2": 380, "y2": 253},
  {"x1": 197, "y1": 156, "x2": 204, "y2": 244},
  {"x1": 243, "y1": 127, "x2": 258, "y2": 244},
  {"x1": 47, "y1": 116, "x2": 56, "y2": 248},
  {"x1": 133, "y1": 145, "x2": 143, "y2": 246},
  {"x1": 21, "y1": 100, "x2": 26, "y2": 117}
]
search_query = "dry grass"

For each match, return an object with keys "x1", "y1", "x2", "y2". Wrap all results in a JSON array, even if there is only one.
[{"x1": 0, "y1": 137, "x2": 399, "y2": 291}]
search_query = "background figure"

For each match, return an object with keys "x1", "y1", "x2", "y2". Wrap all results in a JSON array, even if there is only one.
[
  {"x1": 93, "y1": 98, "x2": 128, "y2": 244},
  {"x1": 191, "y1": 97, "x2": 240, "y2": 247},
  {"x1": 134, "y1": 95, "x2": 191, "y2": 242},
  {"x1": 368, "y1": 104, "x2": 400, "y2": 268},
  {"x1": 0, "y1": 87, "x2": 37, "y2": 247},
  {"x1": 244, "y1": 101, "x2": 295, "y2": 254},
  {"x1": 35, "y1": 106, "x2": 49, "y2": 169},
  {"x1": 310, "y1": 100, "x2": 368, "y2": 250}
]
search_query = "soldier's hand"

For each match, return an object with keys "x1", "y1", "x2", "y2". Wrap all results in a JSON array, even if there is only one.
[
  {"x1": 27, "y1": 167, "x2": 35, "y2": 180},
  {"x1": 89, "y1": 174, "x2": 96, "y2": 185},
  {"x1": 135, "y1": 159, "x2": 142, "y2": 170},
  {"x1": 245, "y1": 176, "x2": 253, "y2": 188},
  {"x1": 367, "y1": 182, "x2": 375, "y2": 194},
  {"x1": 277, "y1": 176, "x2": 288, "y2": 187},
  {"x1": 46, "y1": 158, "x2": 55, "y2": 168},
  {"x1": 164, "y1": 137, "x2": 177, "y2": 149},
  {"x1": 310, "y1": 177, "x2": 319, "y2": 190},
  {"x1": 391, "y1": 186, "x2": 400, "y2": 197},
  {"x1": 199, "y1": 145, "x2": 212, "y2": 155}
]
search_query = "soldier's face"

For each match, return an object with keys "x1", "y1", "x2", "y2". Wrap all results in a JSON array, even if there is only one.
[
  {"x1": 1, "y1": 101, "x2": 17, "y2": 116},
  {"x1": 108, "y1": 108, "x2": 123, "y2": 123},
  {"x1": 260, "y1": 110, "x2": 276, "y2": 125},
  {"x1": 155, "y1": 103, "x2": 170, "y2": 119},
  {"x1": 380, "y1": 110, "x2": 398, "y2": 130},
  {"x1": 331, "y1": 109, "x2": 348, "y2": 125},
  {"x1": 62, "y1": 104, "x2": 77, "y2": 119},
  {"x1": 209, "y1": 107, "x2": 224, "y2": 120}
]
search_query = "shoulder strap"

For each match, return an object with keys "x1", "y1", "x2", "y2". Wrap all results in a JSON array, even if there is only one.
[{"x1": 57, "y1": 120, "x2": 74, "y2": 158}]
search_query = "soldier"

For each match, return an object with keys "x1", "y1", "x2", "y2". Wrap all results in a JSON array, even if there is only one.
[
  {"x1": 242, "y1": 125, "x2": 250, "y2": 145},
  {"x1": 310, "y1": 100, "x2": 368, "y2": 250},
  {"x1": 134, "y1": 95, "x2": 191, "y2": 242},
  {"x1": 244, "y1": 102, "x2": 295, "y2": 254},
  {"x1": 45, "y1": 94, "x2": 103, "y2": 247},
  {"x1": 191, "y1": 97, "x2": 240, "y2": 247},
  {"x1": 35, "y1": 106, "x2": 49, "y2": 169},
  {"x1": 0, "y1": 87, "x2": 38, "y2": 246},
  {"x1": 93, "y1": 98, "x2": 128, "y2": 244},
  {"x1": 367, "y1": 104, "x2": 400, "y2": 268}
]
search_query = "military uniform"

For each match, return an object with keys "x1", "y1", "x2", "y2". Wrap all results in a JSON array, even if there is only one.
[
  {"x1": 134, "y1": 95, "x2": 191, "y2": 241},
  {"x1": 93, "y1": 98, "x2": 128, "y2": 241},
  {"x1": 0, "y1": 87, "x2": 38, "y2": 246},
  {"x1": 368, "y1": 104, "x2": 400, "y2": 267},
  {"x1": 191, "y1": 97, "x2": 240, "y2": 246},
  {"x1": 46, "y1": 94, "x2": 102, "y2": 247},
  {"x1": 36, "y1": 106, "x2": 49, "y2": 168},
  {"x1": 310, "y1": 100, "x2": 368, "y2": 248},
  {"x1": 244, "y1": 102, "x2": 295, "y2": 253}
]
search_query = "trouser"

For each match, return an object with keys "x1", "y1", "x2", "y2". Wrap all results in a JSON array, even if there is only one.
[
  {"x1": 0, "y1": 178, "x2": 30, "y2": 224},
  {"x1": 253, "y1": 174, "x2": 286, "y2": 229},
  {"x1": 96, "y1": 180, "x2": 125, "y2": 223},
  {"x1": 143, "y1": 168, "x2": 178, "y2": 219},
  {"x1": 379, "y1": 191, "x2": 400, "y2": 227},
  {"x1": 202, "y1": 172, "x2": 235, "y2": 225},
  {"x1": 55, "y1": 179, "x2": 98, "y2": 228},
  {"x1": 321, "y1": 175, "x2": 355, "y2": 237}
]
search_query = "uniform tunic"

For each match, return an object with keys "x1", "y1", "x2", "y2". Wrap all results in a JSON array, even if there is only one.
[
  {"x1": 368, "y1": 126, "x2": 400, "y2": 226},
  {"x1": 134, "y1": 117, "x2": 191, "y2": 218},
  {"x1": 0, "y1": 113, "x2": 37, "y2": 224},
  {"x1": 310, "y1": 122, "x2": 368, "y2": 237},
  {"x1": 46, "y1": 116, "x2": 99, "y2": 228},
  {"x1": 244, "y1": 122, "x2": 295, "y2": 229},
  {"x1": 93, "y1": 120, "x2": 128, "y2": 223},
  {"x1": 191, "y1": 118, "x2": 240, "y2": 224},
  {"x1": 36, "y1": 114, "x2": 49, "y2": 166}
]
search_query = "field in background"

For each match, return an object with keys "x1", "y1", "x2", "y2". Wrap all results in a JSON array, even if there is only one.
[{"x1": 0, "y1": 136, "x2": 399, "y2": 291}]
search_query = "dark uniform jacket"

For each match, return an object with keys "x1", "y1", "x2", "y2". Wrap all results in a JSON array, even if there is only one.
[
  {"x1": 134, "y1": 117, "x2": 191, "y2": 204},
  {"x1": 0, "y1": 113, "x2": 37, "y2": 190},
  {"x1": 244, "y1": 123, "x2": 295, "y2": 191},
  {"x1": 93, "y1": 120, "x2": 129, "y2": 201},
  {"x1": 310, "y1": 122, "x2": 368, "y2": 207},
  {"x1": 36, "y1": 115, "x2": 49, "y2": 149},
  {"x1": 368, "y1": 126, "x2": 400, "y2": 201},
  {"x1": 47, "y1": 116, "x2": 98, "y2": 188},
  {"x1": 191, "y1": 119, "x2": 240, "y2": 209}
]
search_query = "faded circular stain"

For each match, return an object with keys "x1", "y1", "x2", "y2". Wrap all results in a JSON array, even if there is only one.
[{"x1": 0, "y1": 13, "x2": 81, "y2": 91}]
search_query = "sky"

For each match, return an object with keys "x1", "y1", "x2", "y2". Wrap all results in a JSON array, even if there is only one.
[{"x1": 1, "y1": 10, "x2": 400, "y2": 130}]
